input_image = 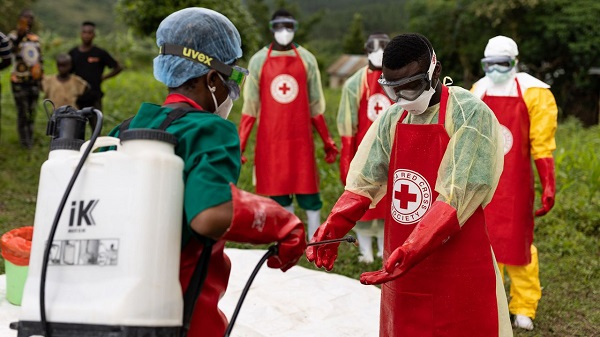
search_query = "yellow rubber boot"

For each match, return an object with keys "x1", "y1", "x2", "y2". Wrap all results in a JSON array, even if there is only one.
[{"x1": 505, "y1": 245, "x2": 542, "y2": 319}]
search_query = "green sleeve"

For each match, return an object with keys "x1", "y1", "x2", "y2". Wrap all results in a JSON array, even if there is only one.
[{"x1": 179, "y1": 118, "x2": 241, "y2": 225}]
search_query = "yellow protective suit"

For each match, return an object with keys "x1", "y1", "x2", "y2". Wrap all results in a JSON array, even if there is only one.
[{"x1": 472, "y1": 72, "x2": 558, "y2": 319}]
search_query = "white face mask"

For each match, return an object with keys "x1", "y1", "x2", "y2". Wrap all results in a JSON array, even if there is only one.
[
  {"x1": 368, "y1": 49, "x2": 384, "y2": 68},
  {"x1": 397, "y1": 82, "x2": 437, "y2": 115},
  {"x1": 397, "y1": 51, "x2": 438, "y2": 115},
  {"x1": 208, "y1": 80, "x2": 233, "y2": 120},
  {"x1": 486, "y1": 67, "x2": 517, "y2": 84},
  {"x1": 274, "y1": 29, "x2": 294, "y2": 46}
]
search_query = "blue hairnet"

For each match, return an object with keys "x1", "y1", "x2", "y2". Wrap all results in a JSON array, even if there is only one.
[{"x1": 154, "y1": 7, "x2": 243, "y2": 88}]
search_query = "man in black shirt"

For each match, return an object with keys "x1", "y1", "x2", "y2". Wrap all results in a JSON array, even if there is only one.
[{"x1": 69, "y1": 21, "x2": 122, "y2": 110}]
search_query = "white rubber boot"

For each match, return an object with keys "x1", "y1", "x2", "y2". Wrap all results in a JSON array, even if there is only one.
[
  {"x1": 512, "y1": 314, "x2": 534, "y2": 331},
  {"x1": 376, "y1": 233, "x2": 384, "y2": 259},
  {"x1": 283, "y1": 204, "x2": 295, "y2": 214},
  {"x1": 306, "y1": 210, "x2": 321, "y2": 240},
  {"x1": 356, "y1": 230, "x2": 374, "y2": 263}
]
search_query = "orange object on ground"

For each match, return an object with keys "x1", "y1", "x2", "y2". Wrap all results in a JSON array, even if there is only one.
[{"x1": 1, "y1": 226, "x2": 33, "y2": 266}]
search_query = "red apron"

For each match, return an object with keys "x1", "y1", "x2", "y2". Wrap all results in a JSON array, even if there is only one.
[
  {"x1": 357, "y1": 68, "x2": 392, "y2": 221},
  {"x1": 255, "y1": 44, "x2": 318, "y2": 195},
  {"x1": 180, "y1": 240, "x2": 231, "y2": 337},
  {"x1": 381, "y1": 86, "x2": 498, "y2": 337},
  {"x1": 482, "y1": 79, "x2": 534, "y2": 266}
]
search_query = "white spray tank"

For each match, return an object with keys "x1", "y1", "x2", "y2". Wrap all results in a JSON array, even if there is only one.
[{"x1": 13, "y1": 106, "x2": 185, "y2": 336}]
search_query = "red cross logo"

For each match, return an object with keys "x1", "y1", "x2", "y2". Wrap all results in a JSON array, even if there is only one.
[
  {"x1": 279, "y1": 82, "x2": 291, "y2": 95},
  {"x1": 374, "y1": 102, "x2": 383, "y2": 115},
  {"x1": 394, "y1": 184, "x2": 417, "y2": 209}
]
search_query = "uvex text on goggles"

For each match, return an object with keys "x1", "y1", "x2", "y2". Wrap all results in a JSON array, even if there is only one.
[
  {"x1": 159, "y1": 44, "x2": 249, "y2": 99},
  {"x1": 481, "y1": 56, "x2": 516, "y2": 73},
  {"x1": 269, "y1": 17, "x2": 298, "y2": 32}
]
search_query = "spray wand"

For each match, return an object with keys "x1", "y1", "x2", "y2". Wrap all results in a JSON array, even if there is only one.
[{"x1": 223, "y1": 235, "x2": 356, "y2": 337}]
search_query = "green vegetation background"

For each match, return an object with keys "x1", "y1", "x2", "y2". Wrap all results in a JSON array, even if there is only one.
[{"x1": 0, "y1": 0, "x2": 598, "y2": 336}]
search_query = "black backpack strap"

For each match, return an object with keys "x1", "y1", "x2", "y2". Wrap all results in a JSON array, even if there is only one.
[
  {"x1": 159, "y1": 107, "x2": 203, "y2": 130},
  {"x1": 119, "y1": 116, "x2": 134, "y2": 135},
  {"x1": 181, "y1": 236, "x2": 215, "y2": 337},
  {"x1": 120, "y1": 106, "x2": 205, "y2": 135}
]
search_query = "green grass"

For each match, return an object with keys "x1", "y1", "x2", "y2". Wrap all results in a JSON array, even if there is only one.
[{"x1": 0, "y1": 68, "x2": 598, "y2": 336}]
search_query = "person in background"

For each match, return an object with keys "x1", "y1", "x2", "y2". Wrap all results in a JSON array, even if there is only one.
[
  {"x1": 471, "y1": 35, "x2": 558, "y2": 331},
  {"x1": 0, "y1": 30, "x2": 12, "y2": 139},
  {"x1": 69, "y1": 21, "x2": 122, "y2": 111},
  {"x1": 337, "y1": 33, "x2": 392, "y2": 263},
  {"x1": 8, "y1": 9, "x2": 42, "y2": 149},
  {"x1": 107, "y1": 8, "x2": 306, "y2": 337},
  {"x1": 0, "y1": 31, "x2": 11, "y2": 70},
  {"x1": 42, "y1": 53, "x2": 89, "y2": 108},
  {"x1": 307, "y1": 33, "x2": 512, "y2": 337},
  {"x1": 239, "y1": 8, "x2": 338, "y2": 240}
]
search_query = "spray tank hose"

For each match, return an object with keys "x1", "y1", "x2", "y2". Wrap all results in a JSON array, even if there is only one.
[
  {"x1": 223, "y1": 236, "x2": 356, "y2": 337},
  {"x1": 39, "y1": 108, "x2": 103, "y2": 337}
]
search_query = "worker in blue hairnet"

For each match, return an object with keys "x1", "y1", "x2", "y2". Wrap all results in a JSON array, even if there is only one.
[{"x1": 107, "y1": 8, "x2": 306, "y2": 337}]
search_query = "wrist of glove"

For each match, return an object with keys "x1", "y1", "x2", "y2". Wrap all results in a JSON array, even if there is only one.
[
  {"x1": 267, "y1": 227, "x2": 306, "y2": 272},
  {"x1": 339, "y1": 136, "x2": 356, "y2": 185},
  {"x1": 224, "y1": 183, "x2": 307, "y2": 271},
  {"x1": 311, "y1": 114, "x2": 339, "y2": 163},
  {"x1": 534, "y1": 157, "x2": 556, "y2": 217},
  {"x1": 324, "y1": 139, "x2": 339, "y2": 164},
  {"x1": 360, "y1": 201, "x2": 460, "y2": 285}
]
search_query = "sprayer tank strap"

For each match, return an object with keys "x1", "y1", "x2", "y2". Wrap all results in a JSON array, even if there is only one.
[{"x1": 118, "y1": 107, "x2": 206, "y2": 135}]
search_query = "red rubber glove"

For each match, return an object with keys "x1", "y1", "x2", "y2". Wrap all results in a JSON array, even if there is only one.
[
  {"x1": 238, "y1": 114, "x2": 256, "y2": 165},
  {"x1": 311, "y1": 114, "x2": 339, "y2": 164},
  {"x1": 223, "y1": 183, "x2": 306, "y2": 271},
  {"x1": 339, "y1": 136, "x2": 356, "y2": 185},
  {"x1": 306, "y1": 191, "x2": 371, "y2": 271},
  {"x1": 360, "y1": 201, "x2": 460, "y2": 285},
  {"x1": 534, "y1": 157, "x2": 556, "y2": 217}
]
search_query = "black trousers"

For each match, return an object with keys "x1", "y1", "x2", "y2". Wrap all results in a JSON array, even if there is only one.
[{"x1": 11, "y1": 81, "x2": 40, "y2": 148}]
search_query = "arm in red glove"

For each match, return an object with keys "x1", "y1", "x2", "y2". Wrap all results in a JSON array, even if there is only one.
[
  {"x1": 238, "y1": 114, "x2": 256, "y2": 164},
  {"x1": 222, "y1": 183, "x2": 306, "y2": 271},
  {"x1": 339, "y1": 136, "x2": 356, "y2": 185},
  {"x1": 360, "y1": 201, "x2": 460, "y2": 285},
  {"x1": 534, "y1": 157, "x2": 556, "y2": 216},
  {"x1": 311, "y1": 114, "x2": 339, "y2": 164},
  {"x1": 306, "y1": 190, "x2": 371, "y2": 271}
]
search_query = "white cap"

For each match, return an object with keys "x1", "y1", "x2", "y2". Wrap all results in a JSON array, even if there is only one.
[{"x1": 484, "y1": 35, "x2": 519, "y2": 58}]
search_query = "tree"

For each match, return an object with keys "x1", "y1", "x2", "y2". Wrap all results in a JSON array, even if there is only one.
[
  {"x1": 342, "y1": 13, "x2": 365, "y2": 54},
  {"x1": 407, "y1": 0, "x2": 600, "y2": 125},
  {"x1": 0, "y1": 0, "x2": 38, "y2": 33},
  {"x1": 115, "y1": 0, "x2": 260, "y2": 61},
  {"x1": 246, "y1": 0, "x2": 271, "y2": 46}
]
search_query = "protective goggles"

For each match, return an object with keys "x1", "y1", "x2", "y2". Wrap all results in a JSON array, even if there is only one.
[
  {"x1": 269, "y1": 17, "x2": 298, "y2": 32},
  {"x1": 481, "y1": 56, "x2": 516, "y2": 73},
  {"x1": 378, "y1": 73, "x2": 431, "y2": 102},
  {"x1": 159, "y1": 44, "x2": 249, "y2": 89},
  {"x1": 365, "y1": 37, "x2": 390, "y2": 53}
]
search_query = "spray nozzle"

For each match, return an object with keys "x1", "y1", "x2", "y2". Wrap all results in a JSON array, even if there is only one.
[
  {"x1": 45, "y1": 103, "x2": 102, "y2": 151},
  {"x1": 306, "y1": 235, "x2": 357, "y2": 247}
]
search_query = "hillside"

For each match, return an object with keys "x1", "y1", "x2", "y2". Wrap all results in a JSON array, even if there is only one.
[{"x1": 33, "y1": 0, "x2": 121, "y2": 37}]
